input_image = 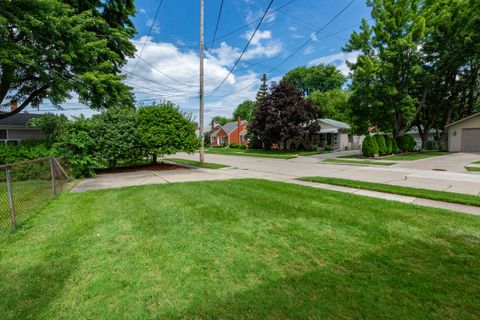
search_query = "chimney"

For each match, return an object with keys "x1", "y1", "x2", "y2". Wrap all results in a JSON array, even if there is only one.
[
  {"x1": 10, "y1": 102, "x2": 17, "y2": 111},
  {"x1": 237, "y1": 116, "x2": 242, "y2": 144}
]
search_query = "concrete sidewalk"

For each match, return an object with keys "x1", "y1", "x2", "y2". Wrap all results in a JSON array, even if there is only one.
[{"x1": 288, "y1": 180, "x2": 480, "y2": 216}]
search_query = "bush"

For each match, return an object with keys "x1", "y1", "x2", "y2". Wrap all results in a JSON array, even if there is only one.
[
  {"x1": 383, "y1": 135, "x2": 393, "y2": 154},
  {"x1": 239, "y1": 144, "x2": 247, "y2": 149},
  {"x1": 397, "y1": 134, "x2": 416, "y2": 152},
  {"x1": 324, "y1": 144, "x2": 333, "y2": 152},
  {"x1": 362, "y1": 135, "x2": 379, "y2": 157},
  {"x1": 0, "y1": 140, "x2": 53, "y2": 165},
  {"x1": 374, "y1": 134, "x2": 387, "y2": 155},
  {"x1": 229, "y1": 142, "x2": 240, "y2": 148},
  {"x1": 392, "y1": 139, "x2": 399, "y2": 154}
]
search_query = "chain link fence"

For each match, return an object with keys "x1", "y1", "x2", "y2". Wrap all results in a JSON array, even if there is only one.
[{"x1": 0, "y1": 157, "x2": 69, "y2": 232}]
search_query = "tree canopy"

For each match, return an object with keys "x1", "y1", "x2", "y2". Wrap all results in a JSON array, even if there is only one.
[
  {"x1": 0, "y1": 0, "x2": 136, "y2": 119},
  {"x1": 233, "y1": 100, "x2": 255, "y2": 121},
  {"x1": 249, "y1": 81, "x2": 321, "y2": 150},
  {"x1": 283, "y1": 65, "x2": 346, "y2": 97},
  {"x1": 137, "y1": 102, "x2": 199, "y2": 163}
]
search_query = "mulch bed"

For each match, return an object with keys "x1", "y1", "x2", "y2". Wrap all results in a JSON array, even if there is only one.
[{"x1": 95, "y1": 162, "x2": 188, "y2": 174}]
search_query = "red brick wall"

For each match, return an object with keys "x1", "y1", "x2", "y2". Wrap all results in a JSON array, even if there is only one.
[{"x1": 211, "y1": 128, "x2": 228, "y2": 146}]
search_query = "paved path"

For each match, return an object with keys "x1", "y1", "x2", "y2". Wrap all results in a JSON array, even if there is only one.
[{"x1": 72, "y1": 152, "x2": 480, "y2": 216}]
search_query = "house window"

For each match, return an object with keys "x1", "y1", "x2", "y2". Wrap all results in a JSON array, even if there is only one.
[
  {"x1": 0, "y1": 129, "x2": 6, "y2": 140},
  {"x1": 220, "y1": 136, "x2": 227, "y2": 144}
]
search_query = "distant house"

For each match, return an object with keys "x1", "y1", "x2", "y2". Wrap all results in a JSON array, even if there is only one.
[
  {"x1": 0, "y1": 111, "x2": 45, "y2": 145},
  {"x1": 210, "y1": 117, "x2": 248, "y2": 146},
  {"x1": 406, "y1": 127, "x2": 439, "y2": 150},
  {"x1": 446, "y1": 112, "x2": 480, "y2": 152},
  {"x1": 287, "y1": 118, "x2": 364, "y2": 150}
]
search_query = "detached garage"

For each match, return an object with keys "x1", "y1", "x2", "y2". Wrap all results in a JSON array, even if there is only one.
[{"x1": 446, "y1": 112, "x2": 480, "y2": 152}]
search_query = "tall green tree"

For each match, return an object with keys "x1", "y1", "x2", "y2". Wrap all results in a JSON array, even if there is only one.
[
  {"x1": 344, "y1": 0, "x2": 426, "y2": 137},
  {"x1": 233, "y1": 100, "x2": 255, "y2": 121},
  {"x1": 250, "y1": 81, "x2": 321, "y2": 150},
  {"x1": 0, "y1": 0, "x2": 136, "y2": 119},
  {"x1": 283, "y1": 65, "x2": 346, "y2": 97},
  {"x1": 309, "y1": 89, "x2": 350, "y2": 122},
  {"x1": 210, "y1": 115, "x2": 230, "y2": 126},
  {"x1": 414, "y1": 0, "x2": 480, "y2": 149},
  {"x1": 256, "y1": 74, "x2": 270, "y2": 102}
]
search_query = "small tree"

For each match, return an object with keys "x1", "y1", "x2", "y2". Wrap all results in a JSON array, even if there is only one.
[
  {"x1": 30, "y1": 113, "x2": 68, "y2": 146},
  {"x1": 92, "y1": 107, "x2": 143, "y2": 169},
  {"x1": 374, "y1": 134, "x2": 387, "y2": 155},
  {"x1": 397, "y1": 134, "x2": 416, "y2": 152},
  {"x1": 362, "y1": 135, "x2": 379, "y2": 157},
  {"x1": 383, "y1": 135, "x2": 393, "y2": 154},
  {"x1": 137, "y1": 102, "x2": 199, "y2": 163},
  {"x1": 250, "y1": 81, "x2": 321, "y2": 150}
]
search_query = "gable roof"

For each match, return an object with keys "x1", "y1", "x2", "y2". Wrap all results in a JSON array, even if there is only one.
[
  {"x1": 211, "y1": 120, "x2": 247, "y2": 137},
  {"x1": 445, "y1": 112, "x2": 480, "y2": 128},
  {"x1": 0, "y1": 111, "x2": 43, "y2": 127},
  {"x1": 318, "y1": 118, "x2": 351, "y2": 130}
]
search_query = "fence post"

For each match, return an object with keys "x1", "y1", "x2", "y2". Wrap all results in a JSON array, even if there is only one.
[
  {"x1": 5, "y1": 166, "x2": 16, "y2": 230},
  {"x1": 50, "y1": 157, "x2": 56, "y2": 195}
]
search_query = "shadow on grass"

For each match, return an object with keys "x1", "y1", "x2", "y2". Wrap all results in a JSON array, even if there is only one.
[{"x1": 167, "y1": 235, "x2": 479, "y2": 319}]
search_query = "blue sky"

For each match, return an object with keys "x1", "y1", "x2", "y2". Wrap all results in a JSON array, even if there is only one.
[{"x1": 40, "y1": 0, "x2": 371, "y2": 123}]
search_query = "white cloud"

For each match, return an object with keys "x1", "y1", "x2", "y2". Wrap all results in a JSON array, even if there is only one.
[
  {"x1": 138, "y1": 8, "x2": 146, "y2": 14},
  {"x1": 288, "y1": 26, "x2": 298, "y2": 32},
  {"x1": 310, "y1": 32, "x2": 319, "y2": 42},
  {"x1": 308, "y1": 51, "x2": 360, "y2": 75},
  {"x1": 145, "y1": 19, "x2": 160, "y2": 34}
]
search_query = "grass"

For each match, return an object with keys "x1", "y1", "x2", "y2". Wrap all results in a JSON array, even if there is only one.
[
  {"x1": 206, "y1": 148, "x2": 324, "y2": 159},
  {"x1": 323, "y1": 158, "x2": 397, "y2": 166},
  {"x1": 298, "y1": 176, "x2": 480, "y2": 207},
  {"x1": 473, "y1": 160, "x2": 480, "y2": 165},
  {"x1": 385, "y1": 151, "x2": 450, "y2": 161},
  {"x1": 1, "y1": 179, "x2": 480, "y2": 319},
  {"x1": 466, "y1": 167, "x2": 480, "y2": 172},
  {"x1": 167, "y1": 158, "x2": 229, "y2": 169},
  {"x1": 1, "y1": 180, "x2": 54, "y2": 231}
]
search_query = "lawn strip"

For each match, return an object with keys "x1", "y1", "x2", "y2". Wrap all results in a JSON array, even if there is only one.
[
  {"x1": 323, "y1": 158, "x2": 397, "y2": 166},
  {"x1": 167, "y1": 158, "x2": 229, "y2": 169}
]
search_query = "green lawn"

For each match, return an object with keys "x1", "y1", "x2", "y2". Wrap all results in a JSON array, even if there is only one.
[
  {"x1": 1, "y1": 179, "x2": 479, "y2": 319},
  {"x1": 1, "y1": 179, "x2": 54, "y2": 231},
  {"x1": 466, "y1": 166, "x2": 480, "y2": 172},
  {"x1": 473, "y1": 160, "x2": 480, "y2": 164},
  {"x1": 206, "y1": 148, "x2": 323, "y2": 159},
  {"x1": 167, "y1": 158, "x2": 229, "y2": 169},
  {"x1": 299, "y1": 176, "x2": 480, "y2": 207},
  {"x1": 385, "y1": 151, "x2": 450, "y2": 161},
  {"x1": 323, "y1": 158, "x2": 397, "y2": 166}
]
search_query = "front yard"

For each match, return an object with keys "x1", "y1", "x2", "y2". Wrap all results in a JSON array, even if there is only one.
[
  {"x1": 1, "y1": 179, "x2": 479, "y2": 319},
  {"x1": 338, "y1": 151, "x2": 450, "y2": 161}
]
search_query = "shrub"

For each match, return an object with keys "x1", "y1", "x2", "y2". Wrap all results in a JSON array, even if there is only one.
[
  {"x1": 397, "y1": 134, "x2": 416, "y2": 152},
  {"x1": 362, "y1": 135, "x2": 379, "y2": 157},
  {"x1": 374, "y1": 134, "x2": 387, "y2": 155},
  {"x1": 0, "y1": 140, "x2": 53, "y2": 165},
  {"x1": 383, "y1": 135, "x2": 393, "y2": 154},
  {"x1": 229, "y1": 142, "x2": 240, "y2": 149},
  {"x1": 392, "y1": 139, "x2": 399, "y2": 154},
  {"x1": 324, "y1": 144, "x2": 333, "y2": 152},
  {"x1": 55, "y1": 116, "x2": 98, "y2": 178},
  {"x1": 239, "y1": 144, "x2": 247, "y2": 149}
]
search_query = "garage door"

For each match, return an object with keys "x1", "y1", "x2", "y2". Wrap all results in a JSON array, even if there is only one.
[{"x1": 461, "y1": 128, "x2": 480, "y2": 152}]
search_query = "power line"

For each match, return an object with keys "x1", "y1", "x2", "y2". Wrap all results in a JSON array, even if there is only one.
[
  {"x1": 209, "y1": 0, "x2": 225, "y2": 50},
  {"x1": 131, "y1": 0, "x2": 165, "y2": 74},
  {"x1": 207, "y1": 0, "x2": 275, "y2": 96},
  {"x1": 209, "y1": 0, "x2": 358, "y2": 98},
  {"x1": 124, "y1": 71, "x2": 197, "y2": 93}
]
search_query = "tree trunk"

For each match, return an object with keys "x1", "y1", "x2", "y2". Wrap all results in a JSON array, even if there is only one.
[{"x1": 152, "y1": 154, "x2": 157, "y2": 164}]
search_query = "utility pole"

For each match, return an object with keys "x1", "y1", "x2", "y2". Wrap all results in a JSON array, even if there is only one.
[{"x1": 199, "y1": 0, "x2": 205, "y2": 164}]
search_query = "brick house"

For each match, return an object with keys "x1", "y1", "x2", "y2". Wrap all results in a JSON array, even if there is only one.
[{"x1": 210, "y1": 117, "x2": 248, "y2": 146}]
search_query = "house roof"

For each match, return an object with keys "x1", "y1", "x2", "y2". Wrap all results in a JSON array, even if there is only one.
[
  {"x1": 0, "y1": 111, "x2": 43, "y2": 127},
  {"x1": 211, "y1": 120, "x2": 247, "y2": 138},
  {"x1": 445, "y1": 112, "x2": 480, "y2": 128},
  {"x1": 318, "y1": 118, "x2": 351, "y2": 130}
]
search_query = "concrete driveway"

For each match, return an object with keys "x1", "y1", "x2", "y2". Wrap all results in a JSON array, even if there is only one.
[
  {"x1": 73, "y1": 151, "x2": 480, "y2": 196},
  {"x1": 392, "y1": 152, "x2": 480, "y2": 173}
]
